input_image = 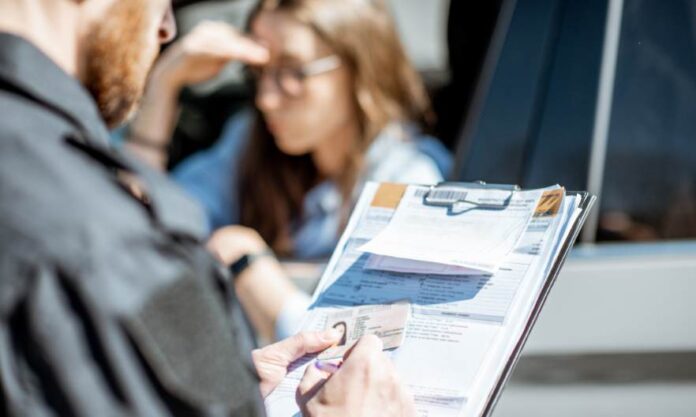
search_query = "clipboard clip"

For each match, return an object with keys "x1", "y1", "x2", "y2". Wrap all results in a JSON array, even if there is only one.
[{"x1": 422, "y1": 181, "x2": 521, "y2": 211}]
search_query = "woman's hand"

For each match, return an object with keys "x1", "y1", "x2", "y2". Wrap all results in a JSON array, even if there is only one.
[
  {"x1": 207, "y1": 225, "x2": 299, "y2": 341},
  {"x1": 206, "y1": 225, "x2": 269, "y2": 265},
  {"x1": 252, "y1": 330, "x2": 342, "y2": 397},
  {"x1": 126, "y1": 22, "x2": 268, "y2": 170},
  {"x1": 153, "y1": 20, "x2": 269, "y2": 93}
]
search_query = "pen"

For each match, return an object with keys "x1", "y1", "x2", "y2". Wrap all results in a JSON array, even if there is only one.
[{"x1": 315, "y1": 360, "x2": 342, "y2": 374}]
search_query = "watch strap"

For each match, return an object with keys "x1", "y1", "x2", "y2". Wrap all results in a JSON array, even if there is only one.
[{"x1": 229, "y1": 248, "x2": 274, "y2": 277}]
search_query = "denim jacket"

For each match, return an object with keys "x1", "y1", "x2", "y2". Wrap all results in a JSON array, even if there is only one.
[{"x1": 173, "y1": 110, "x2": 451, "y2": 259}]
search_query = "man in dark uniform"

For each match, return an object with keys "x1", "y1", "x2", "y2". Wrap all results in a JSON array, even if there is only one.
[{"x1": 0, "y1": 0, "x2": 416, "y2": 416}]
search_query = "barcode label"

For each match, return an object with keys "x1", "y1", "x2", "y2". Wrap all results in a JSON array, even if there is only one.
[{"x1": 419, "y1": 188, "x2": 469, "y2": 202}]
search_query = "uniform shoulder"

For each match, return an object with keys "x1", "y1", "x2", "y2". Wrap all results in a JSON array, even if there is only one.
[
  {"x1": 0, "y1": 92, "x2": 139, "y2": 265},
  {"x1": 0, "y1": 90, "x2": 74, "y2": 153}
]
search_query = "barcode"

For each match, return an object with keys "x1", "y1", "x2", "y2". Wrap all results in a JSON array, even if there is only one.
[{"x1": 420, "y1": 188, "x2": 468, "y2": 202}]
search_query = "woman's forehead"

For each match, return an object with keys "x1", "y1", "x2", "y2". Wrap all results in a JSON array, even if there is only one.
[{"x1": 251, "y1": 10, "x2": 332, "y2": 61}]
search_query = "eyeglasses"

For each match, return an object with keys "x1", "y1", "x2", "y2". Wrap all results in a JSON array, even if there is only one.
[{"x1": 246, "y1": 55, "x2": 342, "y2": 97}]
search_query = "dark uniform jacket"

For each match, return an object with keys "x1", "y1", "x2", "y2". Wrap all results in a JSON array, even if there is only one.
[{"x1": 0, "y1": 33, "x2": 265, "y2": 417}]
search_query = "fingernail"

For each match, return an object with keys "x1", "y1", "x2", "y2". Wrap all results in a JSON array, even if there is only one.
[{"x1": 315, "y1": 360, "x2": 341, "y2": 373}]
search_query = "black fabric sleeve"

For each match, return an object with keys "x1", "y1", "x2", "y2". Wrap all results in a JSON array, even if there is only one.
[{"x1": 0, "y1": 260, "x2": 265, "y2": 417}]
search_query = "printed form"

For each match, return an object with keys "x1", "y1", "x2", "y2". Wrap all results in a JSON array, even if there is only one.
[
  {"x1": 265, "y1": 182, "x2": 582, "y2": 417},
  {"x1": 359, "y1": 186, "x2": 544, "y2": 273}
]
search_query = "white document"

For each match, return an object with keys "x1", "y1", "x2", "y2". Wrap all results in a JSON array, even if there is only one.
[
  {"x1": 265, "y1": 182, "x2": 584, "y2": 417},
  {"x1": 358, "y1": 186, "x2": 548, "y2": 273}
]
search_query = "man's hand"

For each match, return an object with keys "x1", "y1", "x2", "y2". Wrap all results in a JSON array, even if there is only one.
[
  {"x1": 252, "y1": 330, "x2": 342, "y2": 398},
  {"x1": 152, "y1": 20, "x2": 269, "y2": 92},
  {"x1": 297, "y1": 335, "x2": 417, "y2": 417}
]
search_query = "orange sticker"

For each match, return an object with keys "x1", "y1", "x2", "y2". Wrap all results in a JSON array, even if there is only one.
[
  {"x1": 534, "y1": 188, "x2": 565, "y2": 217},
  {"x1": 371, "y1": 183, "x2": 408, "y2": 209}
]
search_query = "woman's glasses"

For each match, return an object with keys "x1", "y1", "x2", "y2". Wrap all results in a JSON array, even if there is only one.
[{"x1": 246, "y1": 55, "x2": 341, "y2": 97}]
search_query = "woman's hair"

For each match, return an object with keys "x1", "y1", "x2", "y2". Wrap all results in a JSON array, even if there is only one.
[{"x1": 238, "y1": 0, "x2": 432, "y2": 256}]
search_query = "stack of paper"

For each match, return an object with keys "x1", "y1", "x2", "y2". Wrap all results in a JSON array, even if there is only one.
[{"x1": 265, "y1": 182, "x2": 589, "y2": 417}]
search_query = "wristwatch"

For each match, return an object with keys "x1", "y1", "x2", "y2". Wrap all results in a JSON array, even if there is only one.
[{"x1": 229, "y1": 248, "x2": 274, "y2": 277}]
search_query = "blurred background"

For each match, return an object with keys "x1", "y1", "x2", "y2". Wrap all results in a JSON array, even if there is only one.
[{"x1": 164, "y1": 0, "x2": 696, "y2": 415}]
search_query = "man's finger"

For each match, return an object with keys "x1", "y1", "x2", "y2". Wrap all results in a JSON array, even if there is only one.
[
  {"x1": 296, "y1": 361, "x2": 331, "y2": 406},
  {"x1": 341, "y1": 334, "x2": 384, "y2": 363},
  {"x1": 275, "y1": 330, "x2": 343, "y2": 362},
  {"x1": 298, "y1": 362, "x2": 329, "y2": 396},
  {"x1": 332, "y1": 334, "x2": 386, "y2": 383}
]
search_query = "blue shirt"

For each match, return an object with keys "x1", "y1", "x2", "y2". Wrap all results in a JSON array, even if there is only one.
[{"x1": 173, "y1": 111, "x2": 451, "y2": 259}]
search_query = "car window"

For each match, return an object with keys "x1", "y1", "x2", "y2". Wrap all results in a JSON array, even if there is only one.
[{"x1": 598, "y1": 0, "x2": 696, "y2": 241}]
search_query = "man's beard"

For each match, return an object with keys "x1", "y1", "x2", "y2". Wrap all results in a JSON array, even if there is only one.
[{"x1": 83, "y1": 0, "x2": 158, "y2": 129}]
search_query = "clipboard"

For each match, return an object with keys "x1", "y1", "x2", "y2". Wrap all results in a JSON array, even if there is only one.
[
  {"x1": 265, "y1": 181, "x2": 595, "y2": 417},
  {"x1": 423, "y1": 181, "x2": 595, "y2": 416}
]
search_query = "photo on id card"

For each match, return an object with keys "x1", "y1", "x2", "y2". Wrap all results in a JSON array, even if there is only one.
[{"x1": 318, "y1": 299, "x2": 411, "y2": 360}]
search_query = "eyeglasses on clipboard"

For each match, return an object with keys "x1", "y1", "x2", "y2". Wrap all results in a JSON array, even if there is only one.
[{"x1": 421, "y1": 181, "x2": 521, "y2": 212}]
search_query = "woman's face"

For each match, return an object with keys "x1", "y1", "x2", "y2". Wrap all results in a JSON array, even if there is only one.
[{"x1": 250, "y1": 11, "x2": 357, "y2": 156}]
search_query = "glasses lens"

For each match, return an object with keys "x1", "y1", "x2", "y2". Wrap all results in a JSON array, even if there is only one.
[
  {"x1": 277, "y1": 68, "x2": 304, "y2": 97},
  {"x1": 248, "y1": 66, "x2": 305, "y2": 97}
]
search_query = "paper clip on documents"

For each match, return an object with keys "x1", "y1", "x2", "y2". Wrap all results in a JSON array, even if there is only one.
[{"x1": 422, "y1": 181, "x2": 521, "y2": 211}]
